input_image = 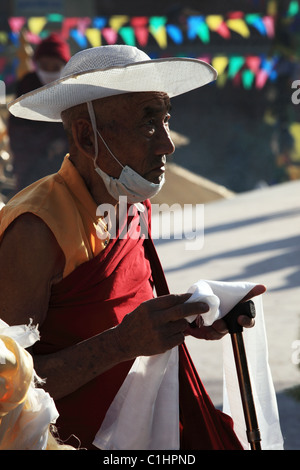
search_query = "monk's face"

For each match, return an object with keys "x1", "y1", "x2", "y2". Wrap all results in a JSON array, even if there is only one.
[{"x1": 93, "y1": 92, "x2": 175, "y2": 184}]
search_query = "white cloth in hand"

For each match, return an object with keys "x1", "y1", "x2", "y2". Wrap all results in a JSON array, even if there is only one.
[{"x1": 93, "y1": 279, "x2": 283, "y2": 450}]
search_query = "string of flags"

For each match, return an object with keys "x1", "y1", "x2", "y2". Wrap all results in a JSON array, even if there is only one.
[
  {"x1": 207, "y1": 55, "x2": 279, "y2": 89},
  {"x1": 0, "y1": 1, "x2": 299, "y2": 89},
  {"x1": 5, "y1": 13, "x2": 278, "y2": 49},
  {"x1": 5, "y1": 1, "x2": 300, "y2": 49},
  {"x1": 0, "y1": 51, "x2": 279, "y2": 90}
]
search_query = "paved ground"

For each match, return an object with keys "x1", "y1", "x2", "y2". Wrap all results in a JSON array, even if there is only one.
[{"x1": 153, "y1": 179, "x2": 300, "y2": 450}]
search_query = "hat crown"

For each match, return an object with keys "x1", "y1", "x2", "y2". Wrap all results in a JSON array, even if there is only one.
[{"x1": 61, "y1": 45, "x2": 151, "y2": 79}]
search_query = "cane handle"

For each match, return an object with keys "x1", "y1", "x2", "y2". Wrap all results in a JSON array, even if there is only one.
[{"x1": 224, "y1": 300, "x2": 256, "y2": 334}]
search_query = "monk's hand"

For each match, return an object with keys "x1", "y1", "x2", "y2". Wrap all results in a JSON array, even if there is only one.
[
  {"x1": 114, "y1": 293, "x2": 209, "y2": 360},
  {"x1": 185, "y1": 284, "x2": 266, "y2": 341}
]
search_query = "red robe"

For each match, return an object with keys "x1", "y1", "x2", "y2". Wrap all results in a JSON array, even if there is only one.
[{"x1": 34, "y1": 202, "x2": 243, "y2": 450}]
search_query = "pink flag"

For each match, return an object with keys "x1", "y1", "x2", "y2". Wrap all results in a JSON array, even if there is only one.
[
  {"x1": 101, "y1": 27, "x2": 118, "y2": 45},
  {"x1": 8, "y1": 17, "x2": 26, "y2": 34}
]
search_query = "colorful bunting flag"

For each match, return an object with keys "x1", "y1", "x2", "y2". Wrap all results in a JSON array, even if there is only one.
[
  {"x1": 262, "y1": 16, "x2": 275, "y2": 38},
  {"x1": 212, "y1": 56, "x2": 229, "y2": 75},
  {"x1": 287, "y1": 0, "x2": 300, "y2": 17},
  {"x1": 61, "y1": 17, "x2": 80, "y2": 40},
  {"x1": 245, "y1": 14, "x2": 266, "y2": 35},
  {"x1": 4, "y1": 12, "x2": 285, "y2": 51},
  {"x1": 47, "y1": 14, "x2": 64, "y2": 23},
  {"x1": 26, "y1": 32, "x2": 41, "y2": 44},
  {"x1": 166, "y1": 24, "x2": 183, "y2": 44},
  {"x1": 267, "y1": 0, "x2": 278, "y2": 17},
  {"x1": 0, "y1": 32, "x2": 8, "y2": 44},
  {"x1": 77, "y1": 17, "x2": 91, "y2": 35},
  {"x1": 109, "y1": 15, "x2": 130, "y2": 32},
  {"x1": 85, "y1": 28, "x2": 101, "y2": 47},
  {"x1": 119, "y1": 26, "x2": 136, "y2": 46},
  {"x1": 206, "y1": 15, "x2": 223, "y2": 31},
  {"x1": 232, "y1": 71, "x2": 242, "y2": 86},
  {"x1": 149, "y1": 17, "x2": 168, "y2": 49},
  {"x1": 197, "y1": 21, "x2": 210, "y2": 43},
  {"x1": 93, "y1": 17, "x2": 107, "y2": 29},
  {"x1": 245, "y1": 56, "x2": 261, "y2": 73},
  {"x1": 8, "y1": 17, "x2": 26, "y2": 34},
  {"x1": 131, "y1": 17, "x2": 149, "y2": 47},
  {"x1": 9, "y1": 31, "x2": 19, "y2": 46},
  {"x1": 216, "y1": 73, "x2": 227, "y2": 88},
  {"x1": 228, "y1": 56, "x2": 245, "y2": 78},
  {"x1": 242, "y1": 69, "x2": 255, "y2": 89},
  {"x1": 226, "y1": 18, "x2": 250, "y2": 38},
  {"x1": 186, "y1": 16, "x2": 210, "y2": 43},
  {"x1": 70, "y1": 29, "x2": 88, "y2": 48},
  {"x1": 1, "y1": 11, "x2": 294, "y2": 88},
  {"x1": 256, "y1": 68, "x2": 269, "y2": 89},
  {"x1": 101, "y1": 27, "x2": 118, "y2": 45},
  {"x1": 206, "y1": 15, "x2": 231, "y2": 39},
  {"x1": 227, "y1": 11, "x2": 244, "y2": 20},
  {"x1": 27, "y1": 17, "x2": 47, "y2": 36}
]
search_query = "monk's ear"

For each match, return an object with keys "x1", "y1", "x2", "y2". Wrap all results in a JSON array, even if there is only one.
[{"x1": 71, "y1": 118, "x2": 96, "y2": 160}]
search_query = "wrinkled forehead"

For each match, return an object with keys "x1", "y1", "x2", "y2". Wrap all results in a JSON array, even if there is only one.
[{"x1": 93, "y1": 91, "x2": 171, "y2": 120}]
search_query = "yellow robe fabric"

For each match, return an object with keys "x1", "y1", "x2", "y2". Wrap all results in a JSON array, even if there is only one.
[{"x1": 0, "y1": 154, "x2": 109, "y2": 278}]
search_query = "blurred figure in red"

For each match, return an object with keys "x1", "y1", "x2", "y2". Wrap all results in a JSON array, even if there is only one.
[{"x1": 8, "y1": 33, "x2": 71, "y2": 193}]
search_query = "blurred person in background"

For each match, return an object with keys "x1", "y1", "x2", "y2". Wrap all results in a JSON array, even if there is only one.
[{"x1": 8, "y1": 33, "x2": 71, "y2": 192}]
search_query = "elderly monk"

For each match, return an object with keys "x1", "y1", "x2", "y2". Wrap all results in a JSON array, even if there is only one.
[{"x1": 0, "y1": 45, "x2": 264, "y2": 449}]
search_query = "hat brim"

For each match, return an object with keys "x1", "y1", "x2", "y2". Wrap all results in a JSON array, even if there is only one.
[{"x1": 8, "y1": 57, "x2": 217, "y2": 122}]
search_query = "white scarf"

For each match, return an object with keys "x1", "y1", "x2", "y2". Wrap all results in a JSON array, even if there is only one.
[{"x1": 93, "y1": 279, "x2": 284, "y2": 450}]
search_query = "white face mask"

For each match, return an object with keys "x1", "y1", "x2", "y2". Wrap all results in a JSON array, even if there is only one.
[
  {"x1": 87, "y1": 101, "x2": 165, "y2": 204},
  {"x1": 36, "y1": 68, "x2": 62, "y2": 85}
]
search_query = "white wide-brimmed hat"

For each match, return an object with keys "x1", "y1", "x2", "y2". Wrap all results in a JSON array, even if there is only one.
[{"x1": 8, "y1": 45, "x2": 217, "y2": 122}]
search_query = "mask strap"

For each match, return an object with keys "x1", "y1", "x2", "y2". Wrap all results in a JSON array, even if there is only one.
[
  {"x1": 86, "y1": 101, "x2": 124, "y2": 170},
  {"x1": 87, "y1": 101, "x2": 98, "y2": 165}
]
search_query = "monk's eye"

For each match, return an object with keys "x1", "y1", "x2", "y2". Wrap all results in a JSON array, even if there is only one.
[{"x1": 144, "y1": 119, "x2": 156, "y2": 135}]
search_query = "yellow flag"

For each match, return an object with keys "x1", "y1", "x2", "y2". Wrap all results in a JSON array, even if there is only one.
[
  {"x1": 27, "y1": 17, "x2": 47, "y2": 35},
  {"x1": 216, "y1": 73, "x2": 227, "y2": 88},
  {"x1": 226, "y1": 18, "x2": 250, "y2": 38},
  {"x1": 149, "y1": 17, "x2": 167, "y2": 49},
  {"x1": 0, "y1": 32, "x2": 8, "y2": 44},
  {"x1": 206, "y1": 15, "x2": 223, "y2": 31},
  {"x1": 267, "y1": 0, "x2": 278, "y2": 16},
  {"x1": 109, "y1": 15, "x2": 129, "y2": 32},
  {"x1": 212, "y1": 56, "x2": 228, "y2": 75},
  {"x1": 150, "y1": 27, "x2": 167, "y2": 48},
  {"x1": 86, "y1": 28, "x2": 101, "y2": 47}
]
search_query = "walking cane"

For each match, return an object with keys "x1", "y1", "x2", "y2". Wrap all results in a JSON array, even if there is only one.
[{"x1": 224, "y1": 300, "x2": 262, "y2": 450}]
